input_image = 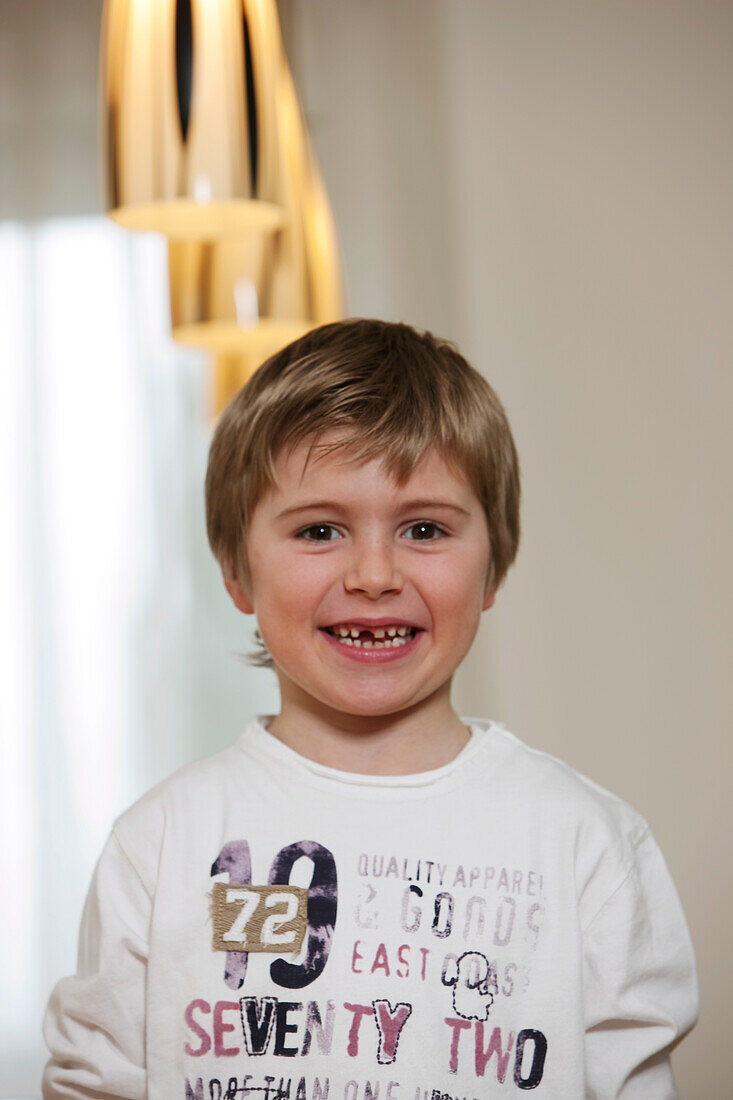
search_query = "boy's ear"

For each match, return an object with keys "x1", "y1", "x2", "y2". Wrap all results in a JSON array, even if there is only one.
[
  {"x1": 482, "y1": 585, "x2": 496, "y2": 612},
  {"x1": 223, "y1": 574, "x2": 255, "y2": 615}
]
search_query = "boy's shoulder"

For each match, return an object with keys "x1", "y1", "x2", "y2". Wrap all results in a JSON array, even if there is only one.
[
  {"x1": 109, "y1": 736, "x2": 247, "y2": 887},
  {"x1": 478, "y1": 717, "x2": 656, "y2": 921},
  {"x1": 119, "y1": 736, "x2": 243, "y2": 819},
  {"x1": 484, "y1": 718, "x2": 648, "y2": 822},
  {"x1": 483, "y1": 717, "x2": 651, "y2": 843}
]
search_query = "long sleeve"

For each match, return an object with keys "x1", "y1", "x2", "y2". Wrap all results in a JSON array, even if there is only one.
[
  {"x1": 582, "y1": 825, "x2": 699, "y2": 1099},
  {"x1": 42, "y1": 830, "x2": 150, "y2": 1099}
]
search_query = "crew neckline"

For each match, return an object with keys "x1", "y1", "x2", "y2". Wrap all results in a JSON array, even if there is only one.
[{"x1": 236, "y1": 713, "x2": 497, "y2": 792}]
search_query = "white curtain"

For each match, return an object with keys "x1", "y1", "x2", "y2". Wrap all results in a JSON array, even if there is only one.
[{"x1": 0, "y1": 218, "x2": 279, "y2": 1098}]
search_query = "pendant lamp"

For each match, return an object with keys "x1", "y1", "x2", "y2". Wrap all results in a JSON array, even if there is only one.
[
  {"x1": 168, "y1": 55, "x2": 345, "y2": 414},
  {"x1": 101, "y1": 0, "x2": 286, "y2": 237}
]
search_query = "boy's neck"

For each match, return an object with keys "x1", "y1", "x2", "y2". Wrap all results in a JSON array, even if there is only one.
[{"x1": 266, "y1": 685, "x2": 471, "y2": 776}]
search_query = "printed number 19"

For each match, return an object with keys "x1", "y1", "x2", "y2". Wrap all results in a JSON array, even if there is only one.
[{"x1": 211, "y1": 839, "x2": 338, "y2": 991}]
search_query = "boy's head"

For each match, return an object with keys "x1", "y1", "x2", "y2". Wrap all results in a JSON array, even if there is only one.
[{"x1": 205, "y1": 319, "x2": 520, "y2": 690}]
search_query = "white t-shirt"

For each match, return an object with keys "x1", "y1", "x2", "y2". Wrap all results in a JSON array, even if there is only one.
[{"x1": 43, "y1": 716, "x2": 698, "y2": 1099}]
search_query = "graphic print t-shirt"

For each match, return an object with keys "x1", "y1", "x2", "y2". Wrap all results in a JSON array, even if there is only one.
[{"x1": 42, "y1": 716, "x2": 698, "y2": 1100}]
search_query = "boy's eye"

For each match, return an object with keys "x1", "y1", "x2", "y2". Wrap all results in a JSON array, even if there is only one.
[
  {"x1": 296, "y1": 523, "x2": 342, "y2": 541},
  {"x1": 404, "y1": 522, "x2": 446, "y2": 541}
]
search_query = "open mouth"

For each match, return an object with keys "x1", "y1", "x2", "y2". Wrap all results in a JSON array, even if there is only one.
[{"x1": 321, "y1": 625, "x2": 421, "y2": 650}]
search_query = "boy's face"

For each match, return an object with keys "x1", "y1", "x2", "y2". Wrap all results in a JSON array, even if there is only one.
[{"x1": 225, "y1": 432, "x2": 495, "y2": 725}]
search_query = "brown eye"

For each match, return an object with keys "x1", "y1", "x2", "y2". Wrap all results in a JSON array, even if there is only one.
[
  {"x1": 406, "y1": 522, "x2": 446, "y2": 540},
  {"x1": 297, "y1": 524, "x2": 341, "y2": 541}
]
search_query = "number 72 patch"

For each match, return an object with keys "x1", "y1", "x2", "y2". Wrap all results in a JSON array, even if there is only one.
[{"x1": 210, "y1": 884, "x2": 309, "y2": 953}]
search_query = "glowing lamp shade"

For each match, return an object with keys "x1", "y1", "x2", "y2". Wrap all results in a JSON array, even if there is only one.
[
  {"x1": 168, "y1": 55, "x2": 344, "y2": 415},
  {"x1": 100, "y1": 0, "x2": 286, "y2": 237}
]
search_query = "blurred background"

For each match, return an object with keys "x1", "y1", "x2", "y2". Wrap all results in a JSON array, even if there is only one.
[{"x1": 1, "y1": 1, "x2": 731, "y2": 1095}]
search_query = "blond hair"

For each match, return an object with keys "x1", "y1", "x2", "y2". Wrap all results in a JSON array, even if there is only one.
[{"x1": 205, "y1": 319, "x2": 520, "y2": 669}]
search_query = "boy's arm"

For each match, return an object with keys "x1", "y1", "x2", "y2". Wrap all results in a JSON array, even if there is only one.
[
  {"x1": 42, "y1": 829, "x2": 149, "y2": 1099},
  {"x1": 582, "y1": 825, "x2": 699, "y2": 1099}
]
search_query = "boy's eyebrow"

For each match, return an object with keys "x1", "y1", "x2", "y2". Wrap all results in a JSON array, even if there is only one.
[{"x1": 275, "y1": 499, "x2": 472, "y2": 519}]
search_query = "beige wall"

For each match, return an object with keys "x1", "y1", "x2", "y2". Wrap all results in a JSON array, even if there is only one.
[
  {"x1": 0, "y1": 0, "x2": 102, "y2": 220},
  {"x1": 281, "y1": 2, "x2": 732, "y2": 1094}
]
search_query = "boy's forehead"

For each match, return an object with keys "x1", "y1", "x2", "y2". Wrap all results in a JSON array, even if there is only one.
[{"x1": 264, "y1": 434, "x2": 474, "y2": 509}]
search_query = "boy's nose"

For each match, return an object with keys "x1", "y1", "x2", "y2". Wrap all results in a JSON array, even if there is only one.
[{"x1": 343, "y1": 542, "x2": 404, "y2": 598}]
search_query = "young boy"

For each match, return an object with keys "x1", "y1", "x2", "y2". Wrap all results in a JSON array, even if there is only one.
[{"x1": 43, "y1": 319, "x2": 698, "y2": 1098}]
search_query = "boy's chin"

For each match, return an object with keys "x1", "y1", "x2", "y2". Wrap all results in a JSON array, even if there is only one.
[{"x1": 275, "y1": 671, "x2": 448, "y2": 723}]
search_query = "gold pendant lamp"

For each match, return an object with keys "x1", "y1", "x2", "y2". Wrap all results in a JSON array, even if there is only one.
[
  {"x1": 101, "y1": 0, "x2": 286, "y2": 237},
  {"x1": 168, "y1": 54, "x2": 345, "y2": 415}
]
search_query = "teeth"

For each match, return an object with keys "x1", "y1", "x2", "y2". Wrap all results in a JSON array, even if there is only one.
[
  {"x1": 330, "y1": 632, "x2": 414, "y2": 649},
  {"x1": 329, "y1": 623, "x2": 416, "y2": 638},
  {"x1": 326, "y1": 624, "x2": 419, "y2": 649},
  {"x1": 336, "y1": 624, "x2": 415, "y2": 632}
]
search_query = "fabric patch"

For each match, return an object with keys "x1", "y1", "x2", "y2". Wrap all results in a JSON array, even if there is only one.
[{"x1": 210, "y1": 884, "x2": 308, "y2": 953}]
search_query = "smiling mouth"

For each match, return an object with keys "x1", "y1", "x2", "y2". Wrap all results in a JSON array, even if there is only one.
[{"x1": 321, "y1": 626, "x2": 421, "y2": 649}]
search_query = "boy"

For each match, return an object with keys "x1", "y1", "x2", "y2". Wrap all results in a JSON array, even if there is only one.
[{"x1": 43, "y1": 319, "x2": 698, "y2": 1098}]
